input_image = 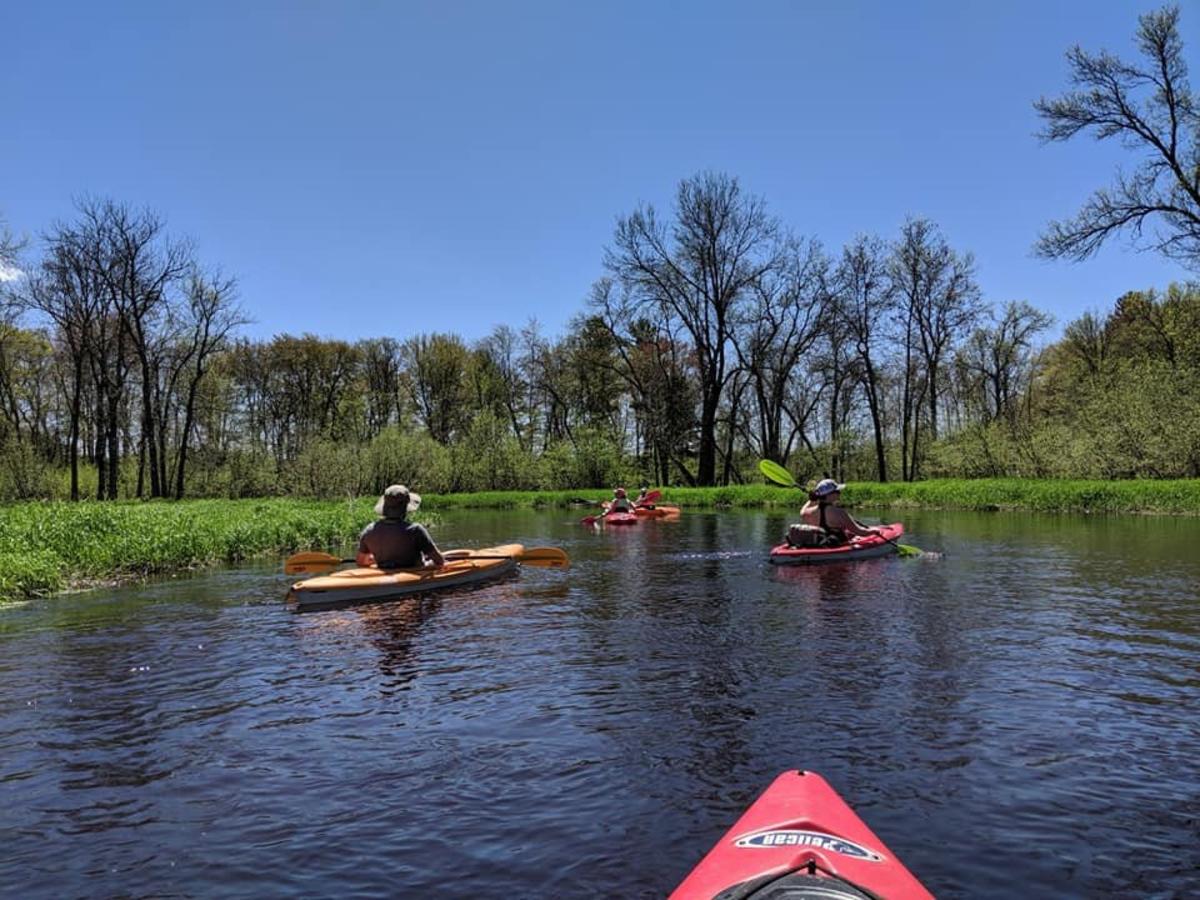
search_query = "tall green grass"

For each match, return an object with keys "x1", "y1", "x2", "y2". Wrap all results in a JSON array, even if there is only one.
[
  {"x1": 0, "y1": 498, "x2": 386, "y2": 602},
  {"x1": 424, "y1": 479, "x2": 1200, "y2": 514},
  {"x1": 841, "y1": 478, "x2": 1200, "y2": 514}
]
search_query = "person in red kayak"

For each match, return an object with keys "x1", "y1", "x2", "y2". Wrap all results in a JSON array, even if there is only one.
[
  {"x1": 635, "y1": 484, "x2": 656, "y2": 509},
  {"x1": 606, "y1": 487, "x2": 635, "y2": 515},
  {"x1": 356, "y1": 484, "x2": 446, "y2": 569},
  {"x1": 795, "y1": 479, "x2": 885, "y2": 546}
]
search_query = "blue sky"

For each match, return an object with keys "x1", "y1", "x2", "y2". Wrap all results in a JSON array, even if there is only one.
[{"x1": 2, "y1": 0, "x2": 1191, "y2": 342}]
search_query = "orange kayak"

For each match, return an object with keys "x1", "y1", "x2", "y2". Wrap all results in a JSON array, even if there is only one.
[
  {"x1": 288, "y1": 544, "x2": 522, "y2": 610},
  {"x1": 634, "y1": 505, "x2": 681, "y2": 519}
]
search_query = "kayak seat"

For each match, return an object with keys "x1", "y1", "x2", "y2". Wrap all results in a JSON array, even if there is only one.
[{"x1": 715, "y1": 869, "x2": 876, "y2": 900}]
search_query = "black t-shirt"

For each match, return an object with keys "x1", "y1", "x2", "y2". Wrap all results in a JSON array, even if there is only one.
[{"x1": 357, "y1": 519, "x2": 436, "y2": 569}]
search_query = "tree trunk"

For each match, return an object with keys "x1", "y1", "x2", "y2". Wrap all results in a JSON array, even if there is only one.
[
  {"x1": 175, "y1": 391, "x2": 196, "y2": 499},
  {"x1": 141, "y1": 355, "x2": 161, "y2": 497},
  {"x1": 136, "y1": 432, "x2": 146, "y2": 498},
  {"x1": 927, "y1": 362, "x2": 940, "y2": 441},
  {"x1": 68, "y1": 360, "x2": 83, "y2": 502},
  {"x1": 862, "y1": 356, "x2": 888, "y2": 482},
  {"x1": 697, "y1": 394, "x2": 718, "y2": 486},
  {"x1": 107, "y1": 394, "x2": 120, "y2": 499}
]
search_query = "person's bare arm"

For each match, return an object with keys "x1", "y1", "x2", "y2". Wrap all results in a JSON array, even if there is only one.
[
  {"x1": 831, "y1": 508, "x2": 882, "y2": 537},
  {"x1": 423, "y1": 530, "x2": 446, "y2": 567},
  {"x1": 356, "y1": 550, "x2": 375, "y2": 567}
]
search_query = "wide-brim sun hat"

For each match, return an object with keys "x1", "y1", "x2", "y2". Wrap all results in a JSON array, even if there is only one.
[
  {"x1": 812, "y1": 478, "x2": 845, "y2": 498},
  {"x1": 374, "y1": 484, "x2": 422, "y2": 517}
]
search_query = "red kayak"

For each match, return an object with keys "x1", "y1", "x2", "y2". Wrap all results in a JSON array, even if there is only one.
[
  {"x1": 581, "y1": 506, "x2": 641, "y2": 526},
  {"x1": 670, "y1": 770, "x2": 932, "y2": 900},
  {"x1": 769, "y1": 523, "x2": 904, "y2": 566},
  {"x1": 604, "y1": 511, "x2": 639, "y2": 525}
]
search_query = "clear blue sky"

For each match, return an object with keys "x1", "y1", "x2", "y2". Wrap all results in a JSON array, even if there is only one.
[{"x1": 2, "y1": 0, "x2": 1191, "y2": 342}]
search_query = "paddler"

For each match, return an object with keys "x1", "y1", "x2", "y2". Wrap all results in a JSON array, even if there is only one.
[
  {"x1": 798, "y1": 479, "x2": 885, "y2": 545},
  {"x1": 356, "y1": 484, "x2": 447, "y2": 569},
  {"x1": 635, "y1": 484, "x2": 656, "y2": 509},
  {"x1": 606, "y1": 486, "x2": 635, "y2": 515}
]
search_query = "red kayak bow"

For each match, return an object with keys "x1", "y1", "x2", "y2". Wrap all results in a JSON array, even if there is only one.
[{"x1": 670, "y1": 770, "x2": 932, "y2": 900}]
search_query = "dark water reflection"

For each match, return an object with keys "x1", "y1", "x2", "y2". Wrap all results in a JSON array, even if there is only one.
[{"x1": 1, "y1": 510, "x2": 1198, "y2": 897}]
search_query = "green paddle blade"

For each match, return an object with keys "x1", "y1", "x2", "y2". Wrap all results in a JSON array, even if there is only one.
[{"x1": 758, "y1": 459, "x2": 798, "y2": 487}]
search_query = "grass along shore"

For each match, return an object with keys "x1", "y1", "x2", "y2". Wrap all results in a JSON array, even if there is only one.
[
  {"x1": 0, "y1": 498, "x2": 379, "y2": 603},
  {"x1": 426, "y1": 478, "x2": 1200, "y2": 515},
  {"x1": 3, "y1": 478, "x2": 1198, "y2": 603}
]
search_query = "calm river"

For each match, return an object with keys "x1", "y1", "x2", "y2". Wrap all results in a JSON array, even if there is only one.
[{"x1": 1, "y1": 509, "x2": 1197, "y2": 898}]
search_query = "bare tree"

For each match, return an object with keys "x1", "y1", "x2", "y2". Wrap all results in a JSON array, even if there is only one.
[
  {"x1": 400, "y1": 333, "x2": 472, "y2": 444},
  {"x1": 173, "y1": 271, "x2": 245, "y2": 498},
  {"x1": 477, "y1": 325, "x2": 531, "y2": 450},
  {"x1": 87, "y1": 200, "x2": 192, "y2": 497},
  {"x1": 20, "y1": 231, "x2": 107, "y2": 500},
  {"x1": 891, "y1": 218, "x2": 982, "y2": 478},
  {"x1": 833, "y1": 235, "x2": 896, "y2": 481},
  {"x1": 959, "y1": 301, "x2": 1054, "y2": 423},
  {"x1": 359, "y1": 337, "x2": 403, "y2": 438},
  {"x1": 736, "y1": 236, "x2": 829, "y2": 466},
  {"x1": 0, "y1": 214, "x2": 24, "y2": 281},
  {"x1": 604, "y1": 172, "x2": 781, "y2": 485},
  {"x1": 590, "y1": 278, "x2": 698, "y2": 484},
  {"x1": 1034, "y1": 5, "x2": 1200, "y2": 269}
]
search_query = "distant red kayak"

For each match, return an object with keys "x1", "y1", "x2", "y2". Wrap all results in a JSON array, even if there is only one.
[
  {"x1": 769, "y1": 523, "x2": 904, "y2": 566},
  {"x1": 670, "y1": 770, "x2": 932, "y2": 900}
]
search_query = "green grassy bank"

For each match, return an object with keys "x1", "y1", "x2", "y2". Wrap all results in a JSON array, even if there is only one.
[
  {"x1": 424, "y1": 478, "x2": 1200, "y2": 515},
  {"x1": 4, "y1": 478, "x2": 1198, "y2": 603},
  {"x1": 0, "y1": 498, "x2": 378, "y2": 603}
]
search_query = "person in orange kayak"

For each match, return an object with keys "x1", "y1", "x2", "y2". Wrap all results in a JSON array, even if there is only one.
[
  {"x1": 795, "y1": 479, "x2": 885, "y2": 546},
  {"x1": 635, "y1": 484, "x2": 656, "y2": 509},
  {"x1": 607, "y1": 486, "x2": 635, "y2": 514},
  {"x1": 356, "y1": 484, "x2": 446, "y2": 569}
]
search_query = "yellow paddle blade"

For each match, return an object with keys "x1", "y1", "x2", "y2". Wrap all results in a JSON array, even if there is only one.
[
  {"x1": 283, "y1": 550, "x2": 348, "y2": 575},
  {"x1": 517, "y1": 547, "x2": 570, "y2": 569},
  {"x1": 758, "y1": 459, "x2": 798, "y2": 487}
]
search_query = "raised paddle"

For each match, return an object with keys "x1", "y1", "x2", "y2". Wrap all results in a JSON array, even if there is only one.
[
  {"x1": 634, "y1": 489, "x2": 662, "y2": 507},
  {"x1": 284, "y1": 546, "x2": 570, "y2": 576},
  {"x1": 756, "y1": 459, "x2": 923, "y2": 558},
  {"x1": 758, "y1": 458, "x2": 799, "y2": 487}
]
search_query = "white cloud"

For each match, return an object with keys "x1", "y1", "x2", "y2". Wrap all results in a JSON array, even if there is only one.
[{"x1": 0, "y1": 263, "x2": 23, "y2": 282}]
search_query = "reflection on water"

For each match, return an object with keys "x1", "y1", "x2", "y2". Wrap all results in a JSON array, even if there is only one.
[{"x1": 0, "y1": 509, "x2": 1198, "y2": 898}]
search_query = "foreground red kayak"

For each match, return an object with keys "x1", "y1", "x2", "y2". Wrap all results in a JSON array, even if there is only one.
[
  {"x1": 670, "y1": 770, "x2": 932, "y2": 900},
  {"x1": 769, "y1": 523, "x2": 904, "y2": 566}
]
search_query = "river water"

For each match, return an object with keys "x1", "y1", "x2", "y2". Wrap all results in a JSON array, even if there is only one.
[{"x1": 1, "y1": 509, "x2": 1197, "y2": 898}]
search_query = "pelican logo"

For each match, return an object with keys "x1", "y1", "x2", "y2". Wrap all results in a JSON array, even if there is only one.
[{"x1": 734, "y1": 830, "x2": 884, "y2": 862}]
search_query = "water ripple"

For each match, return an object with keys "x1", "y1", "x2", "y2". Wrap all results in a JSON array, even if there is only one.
[{"x1": 0, "y1": 512, "x2": 1197, "y2": 897}]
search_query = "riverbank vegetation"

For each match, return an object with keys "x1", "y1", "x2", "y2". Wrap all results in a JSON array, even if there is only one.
[
  {"x1": 1, "y1": 7, "x2": 1196, "y2": 502},
  {"x1": 5, "y1": 476, "x2": 1198, "y2": 602},
  {"x1": 428, "y1": 479, "x2": 1200, "y2": 516},
  {"x1": 0, "y1": 499, "x2": 374, "y2": 602}
]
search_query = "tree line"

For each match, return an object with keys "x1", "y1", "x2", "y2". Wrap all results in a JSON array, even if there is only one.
[
  {"x1": 0, "y1": 199, "x2": 244, "y2": 500},
  {"x1": 2, "y1": 180, "x2": 1196, "y2": 500},
  {"x1": 1, "y1": 4, "x2": 1196, "y2": 499}
]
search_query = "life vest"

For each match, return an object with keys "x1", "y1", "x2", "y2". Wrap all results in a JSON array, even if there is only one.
[{"x1": 787, "y1": 501, "x2": 848, "y2": 547}]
